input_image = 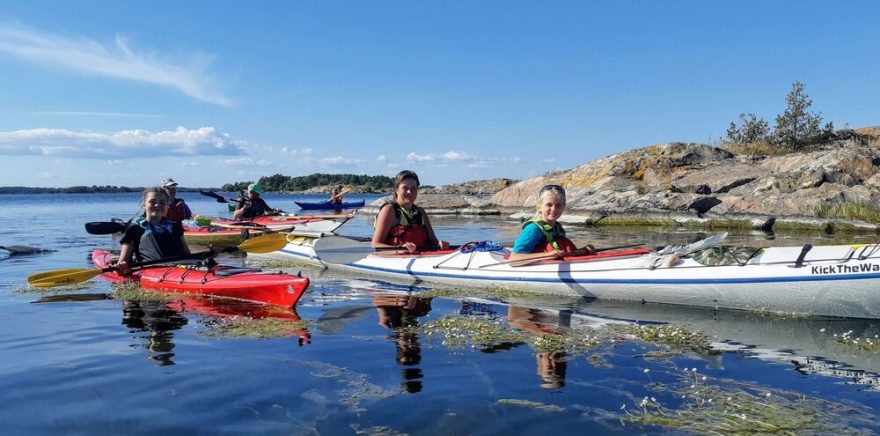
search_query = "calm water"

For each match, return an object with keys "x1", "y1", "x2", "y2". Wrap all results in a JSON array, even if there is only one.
[{"x1": 2, "y1": 192, "x2": 880, "y2": 434}]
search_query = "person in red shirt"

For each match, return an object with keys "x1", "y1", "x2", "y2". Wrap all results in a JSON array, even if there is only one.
[
  {"x1": 161, "y1": 178, "x2": 192, "y2": 222},
  {"x1": 371, "y1": 170, "x2": 448, "y2": 253}
]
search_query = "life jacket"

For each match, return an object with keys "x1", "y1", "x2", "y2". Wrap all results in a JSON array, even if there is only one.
[
  {"x1": 240, "y1": 197, "x2": 272, "y2": 219},
  {"x1": 165, "y1": 198, "x2": 191, "y2": 222},
  {"x1": 382, "y1": 202, "x2": 430, "y2": 248},
  {"x1": 523, "y1": 218, "x2": 577, "y2": 253},
  {"x1": 134, "y1": 218, "x2": 186, "y2": 262}
]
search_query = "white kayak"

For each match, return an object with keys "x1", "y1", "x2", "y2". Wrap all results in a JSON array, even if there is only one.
[{"x1": 251, "y1": 234, "x2": 880, "y2": 319}]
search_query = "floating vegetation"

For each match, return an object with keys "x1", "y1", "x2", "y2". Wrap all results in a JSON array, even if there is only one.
[
  {"x1": 830, "y1": 329, "x2": 880, "y2": 352},
  {"x1": 498, "y1": 399, "x2": 565, "y2": 412},
  {"x1": 110, "y1": 281, "x2": 181, "y2": 302},
  {"x1": 409, "y1": 315, "x2": 601, "y2": 355},
  {"x1": 203, "y1": 316, "x2": 309, "y2": 339},
  {"x1": 615, "y1": 324, "x2": 715, "y2": 355},
  {"x1": 15, "y1": 281, "x2": 92, "y2": 295},
  {"x1": 420, "y1": 284, "x2": 540, "y2": 300},
  {"x1": 620, "y1": 367, "x2": 876, "y2": 434},
  {"x1": 291, "y1": 359, "x2": 397, "y2": 414}
]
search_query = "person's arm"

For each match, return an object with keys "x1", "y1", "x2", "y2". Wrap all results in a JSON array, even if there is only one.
[
  {"x1": 174, "y1": 223, "x2": 192, "y2": 256},
  {"x1": 422, "y1": 213, "x2": 449, "y2": 250},
  {"x1": 507, "y1": 224, "x2": 559, "y2": 265},
  {"x1": 182, "y1": 201, "x2": 192, "y2": 220},
  {"x1": 116, "y1": 226, "x2": 140, "y2": 274}
]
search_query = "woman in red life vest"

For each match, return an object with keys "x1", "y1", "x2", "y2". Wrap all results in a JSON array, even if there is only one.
[
  {"x1": 372, "y1": 170, "x2": 449, "y2": 253},
  {"x1": 508, "y1": 184, "x2": 591, "y2": 265}
]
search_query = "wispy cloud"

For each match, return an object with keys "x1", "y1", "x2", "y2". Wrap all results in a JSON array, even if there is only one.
[
  {"x1": 0, "y1": 126, "x2": 247, "y2": 158},
  {"x1": 0, "y1": 22, "x2": 231, "y2": 106},
  {"x1": 468, "y1": 156, "x2": 523, "y2": 168},
  {"x1": 406, "y1": 150, "x2": 477, "y2": 163},
  {"x1": 321, "y1": 156, "x2": 364, "y2": 166},
  {"x1": 222, "y1": 157, "x2": 270, "y2": 167}
]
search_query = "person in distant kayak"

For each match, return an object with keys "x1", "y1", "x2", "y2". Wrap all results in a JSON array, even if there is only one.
[
  {"x1": 329, "y1": 185, "x2": 344, "y2": 204},
  {"x1": 233, "y1": 183, "x2": 279, "y2": 219},
  {"x1": 161, "y1": 178, "x2": 192, "y2": 222},
  {"x1": 372, "y1": 170, "x2": 449, "y2": 253},
  {"x1": 508, "y1": 184, "x2": 591, "y2": 265},
  {"x1": 115, "y1": 187, "x2": 192, "y2": 274}
]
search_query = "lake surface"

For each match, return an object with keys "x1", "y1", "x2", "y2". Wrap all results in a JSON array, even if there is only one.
[{"x1": 2, "y1": 192, "x2": 880, "y2": 434}]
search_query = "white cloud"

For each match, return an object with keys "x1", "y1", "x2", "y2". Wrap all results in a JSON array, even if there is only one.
[
  {"x1": 0, "y1": 22, "x2": 230, "y2": 106},
  {"x1": 468, "y1": 156, "x2": 523, "y2": 168},
  {"x1": 406, "y1": 152, "x2": 434, "y2": 162},
  {"x1": 440, "y1": 151, "x2": 476, "y2": 161},
  {"x1": 320, "y1": 156, "x2": 363, "y2": 166},
  {"x1": 222, "y1": 157, "x2": 269, "y2": 167},
  {"x1": 376, "y1": 155, "x2": 387, "y2": 162},
  {"x1": 407, "y1": 150, "x2": 476, "y2": 163},
  {"x1": 0, "y1": 126, "x2": 247, "y2": 158}
]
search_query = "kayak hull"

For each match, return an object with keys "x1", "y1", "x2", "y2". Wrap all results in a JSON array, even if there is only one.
[
  {"x1": 182, "y1": 225, "x2": 267, "y2": 247},
  {"x1": 252, "y1": 238, "x2": 880, "y2": 319},
  {"x1": 294, "y1": 200, "x2": 365, "y2": 210},
  {"x1": 92, "y1": 250, "x2": 309, "y2": 307},
  {"x1": 206, "y1": 214, "x2": 351, "y2": 232}
]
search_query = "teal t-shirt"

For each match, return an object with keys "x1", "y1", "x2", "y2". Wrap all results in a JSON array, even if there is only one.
[{"x1": 512, "y1": 223, "x2": 546, "y2": 254}]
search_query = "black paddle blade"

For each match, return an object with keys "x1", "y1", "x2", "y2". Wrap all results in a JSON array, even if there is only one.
[
  {"x1": 200, "y1": 190, "x2": 229, "y2": 203},
  {"x1": 0, "y1": 245, "x2": 55, "y2": 255},
  {"x1": 85, "y1": 221, "x2": 128, "y2": 235}
]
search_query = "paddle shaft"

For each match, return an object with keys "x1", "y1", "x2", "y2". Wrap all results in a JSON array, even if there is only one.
[{"x1": 488, "y1": 243, "x2": 644, "y2": 267}]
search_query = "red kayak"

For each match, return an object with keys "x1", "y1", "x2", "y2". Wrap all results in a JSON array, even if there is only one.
[
  {"x1": 91, "y1": 250, "x2": 309, "y2": 307},
  {"x1": 205, "y1": 213, "x2": 352, "y2": 233}
]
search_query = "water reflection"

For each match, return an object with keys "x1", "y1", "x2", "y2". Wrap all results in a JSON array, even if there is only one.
[
  {"x1": 501, "y1": 295, "x2": 880, "y2": 390},
  {"x1": 371, "y1": 292, "x2": 432, "y2": 393},
  {"x1": 507, "y1": 305, "x2": 569, "y2": 389},
  {"x1": 122, "y1": 300, "x2": 188, "y2": 365},
  {"x1": 121, "y1": 297, "x2": 312, "y2": 365}
]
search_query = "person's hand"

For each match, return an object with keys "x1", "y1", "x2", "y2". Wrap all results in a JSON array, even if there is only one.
[
  {"x1": 402, "y1": 241, "x2": 417, "y2": 253},
  {"x1": 554, "y1": 249, "x2": 563, "y2": 258},
  {"x1": 115, "y1": 260, "x2": 131, "y2": 275}
]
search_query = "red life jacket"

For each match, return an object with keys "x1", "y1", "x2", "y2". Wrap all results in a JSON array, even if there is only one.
[
  {"x1": 525, "y1": 218, "x2": 577, "y2": 253},
  {"x1": 382, "y1": 203, "x2": 430, "y2": 249}
]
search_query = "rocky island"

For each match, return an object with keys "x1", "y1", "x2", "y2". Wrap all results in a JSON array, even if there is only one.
[{"x1": 363, "y1": 127, "x2": 880, "y2": 233}]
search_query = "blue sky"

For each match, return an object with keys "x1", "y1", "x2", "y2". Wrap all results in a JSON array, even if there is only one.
[{"x1": 0, "y1": 1, "x2": 878, "y2": 188}]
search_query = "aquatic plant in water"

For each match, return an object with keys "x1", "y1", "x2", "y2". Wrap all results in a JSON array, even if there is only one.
[
  {"x1": 202, "y1": 316, "x2": 309, "y2": 338},
  {"x1": 615, "y1": 324, "x2": 715, "y2": 355},
  {"x1": 619, "y1": 367, "x2": 876, "y2": 434}
]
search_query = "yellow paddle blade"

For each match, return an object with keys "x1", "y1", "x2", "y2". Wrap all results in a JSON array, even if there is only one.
[
  {"x1": 28, "y1": 268, "x2": 102, "y2": 288},
  {"x1": 27, "y1": 268, "x2": 94, "y2": 283},
  {"x1": 237, "y1": 232, "x2": 288, "y2": 253}
]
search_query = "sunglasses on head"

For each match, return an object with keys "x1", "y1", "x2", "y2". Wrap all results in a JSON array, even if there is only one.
[{"x1": 540, "y1": 184, "x2": 565, "y2": 195}]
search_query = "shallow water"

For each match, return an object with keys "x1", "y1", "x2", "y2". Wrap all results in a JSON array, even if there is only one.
[{"x1": 2, "y1": 192, "x2": 880, "y2": 434}]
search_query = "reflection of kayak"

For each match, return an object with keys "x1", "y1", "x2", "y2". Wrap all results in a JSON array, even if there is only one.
[
  {"x1": 495, "y1": 295, "x2": 880, "y2": 387},
  {"x1": 205, "y1": 214, "x2": 352, "y2": 232},
  {"x1": 294, "y1": 200, "x2": 365, "y2": 210},
  {"x1": 91, "y1": 250, "x2": 310, "y2": 307},
  {"x1": 257, "y1": 236, "x2": 880, "y2": 319}
]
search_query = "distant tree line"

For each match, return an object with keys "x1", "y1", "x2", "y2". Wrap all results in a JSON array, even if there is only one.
[
  {"x1": 0, "y1": 186, "x2": 213, "y2": 194},
  {"x1": 725, "y1": 81, "x2": 835, "y2": 154},
  {"x1": 0, "y1": 185, "x2": 143, "y2": 194},
  {"x1": 222, "y1": 173, "x2": 395, "y2": 193}
]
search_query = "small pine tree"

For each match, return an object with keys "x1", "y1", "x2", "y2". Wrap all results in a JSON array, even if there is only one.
[
  {"x1": 772, "y1": 81, "x2": 826, "y2": 151},
  {"x1": 726, "y1": 113, "x2": 769, "y2": 144}
]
